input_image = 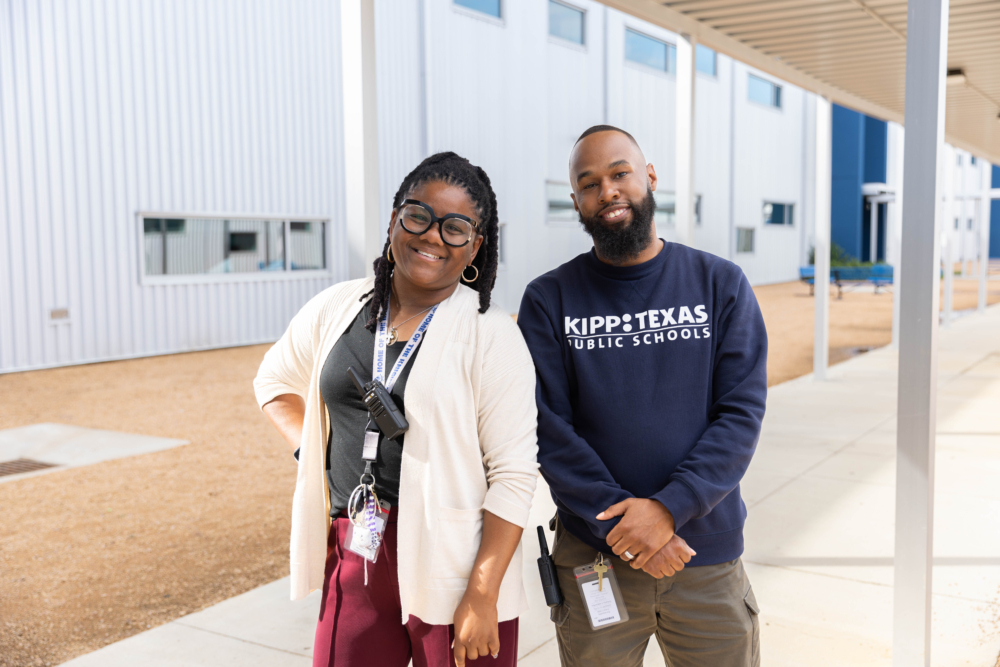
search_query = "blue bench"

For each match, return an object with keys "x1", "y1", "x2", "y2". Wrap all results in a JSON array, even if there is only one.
[{"x1": 800, "y1": 265, "x2": 893, "y2": 299}]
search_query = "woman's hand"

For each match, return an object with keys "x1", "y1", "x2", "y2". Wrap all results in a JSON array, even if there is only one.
[
  {"x1": 452, "y1": 589, "x2": 499, "y2": 666},
  {"x1": 452, "y1": 511, "x2": 522, "y2": 666}
]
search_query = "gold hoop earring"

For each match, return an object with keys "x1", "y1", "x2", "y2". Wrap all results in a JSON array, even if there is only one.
[
  {"x1": 461, "y1": 264, "x2": 479, "y2": 283},
  {"x1": 385, "y1": 244, "x2": 394, "y2": 263}
]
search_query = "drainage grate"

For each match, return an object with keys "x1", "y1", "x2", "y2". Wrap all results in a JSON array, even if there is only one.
[{"x1": 0, "y1": 459, "x2": 59, "y2": 478}]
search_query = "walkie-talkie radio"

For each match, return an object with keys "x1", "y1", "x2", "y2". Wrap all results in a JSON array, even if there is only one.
[
  {"x1": 537, "y1": 526, "x2": 564, "y2": 607},
  {"x1": 347, "y1": 366, "x2": 409, "y2": 441}
]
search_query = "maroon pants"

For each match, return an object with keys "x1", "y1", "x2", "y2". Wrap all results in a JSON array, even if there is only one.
[{"x1": 313, "y1": 508, "x2": 519, "y2": 667}]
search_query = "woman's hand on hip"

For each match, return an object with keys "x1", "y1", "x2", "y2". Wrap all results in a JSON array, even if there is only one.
[{"x1": 452, "y1": 589, "x2": 499, "y2": 666}]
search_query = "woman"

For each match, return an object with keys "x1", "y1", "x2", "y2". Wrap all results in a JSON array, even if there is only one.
[{"x1": 254, "y1": 152, "x2": 538, "y2": 667}]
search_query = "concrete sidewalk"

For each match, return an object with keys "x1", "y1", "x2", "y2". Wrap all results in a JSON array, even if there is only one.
[{"x1": 62, "y1": 305, "x2": 1000, "y2": 666}]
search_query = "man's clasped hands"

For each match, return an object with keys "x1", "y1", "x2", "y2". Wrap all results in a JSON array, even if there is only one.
[{"x1": 597, "y1": 498, "x2": 697, "y2": 579}]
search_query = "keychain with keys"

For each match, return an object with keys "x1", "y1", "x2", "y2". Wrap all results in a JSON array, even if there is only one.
[
  {"x1": 594, "y1": 554, "x2": 609, "y2": 592},
  {"x1": 572, "y1": 553, "x2": 630, "y2": 630}
]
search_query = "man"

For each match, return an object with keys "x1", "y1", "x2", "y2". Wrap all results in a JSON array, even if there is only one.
[{"x1": 517, "y1": 125, "x2": 767, "y2": 667}]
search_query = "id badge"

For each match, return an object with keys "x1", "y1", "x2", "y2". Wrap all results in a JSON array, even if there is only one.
[
  {"x1": 573, "y1": 558, "x2": 629, "y2": 631},
  {"x1": 343, "y1": 500, "x2": 389, "y2": 563}
]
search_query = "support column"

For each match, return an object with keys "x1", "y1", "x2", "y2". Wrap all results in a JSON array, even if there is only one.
[
  {"x1": 942, "y1": 148, "x2": 955, "y2": 324},
  {"x1": 342, "y1": 0, "x2": 382, "y2": 279},
  {"x1": 869, "y1": 198, "x2": 879, "y2": 262},
  {"x1": 675, "y1": 34, "x2": 696, "y2": 247},
  {"x1": 980, "y1": 164, "x2": 993, "y2": 312},
  {"x1": 813, "y1": 96, "x2": 832, "y2": 380},
  {"x1": 888, "y1": 122, "x2": 904, "y2": 349},
  {"x1": 893, "y1": 0, "x2": 949, "y2": 663},
  {"x1": 942, "y1": 231, "x2": 953, "y2": 326}
]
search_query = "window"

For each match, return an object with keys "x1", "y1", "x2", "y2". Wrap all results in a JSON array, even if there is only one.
[
  {"x1": 654, "y1": 191, "x2": 675, "y2": 226},
  {"x1": 229, "y1": 232, "x2": 257, "y2": 252},
  {"x1": 968, "y1": 218, "x2": 974, "y2": 230},
  {"x1": 957, "y1": 154, "x2": 962, "y2": 166},
  {"x1": 971, "y1": 156, "x2": 977, "y2": 165},
  {"x1": 144, "y1": 218, "x2": 185, "y2": 233},
  {"x1": 763, "y1": 202, "x2": 793, "y2": 226},
  {"x1": 142, "y1": 216, "x2": 328, "y2": 277},
  {"x1": 546, "y1": 182, "x2": 578, "y2": 224},
  {"x1": 748, "y1": 74, "x2": 781, "y2": 108},
  {"x1": 695, "y1": 194, "x2": 702, "y2": 225},
  {"x1": 695, "y1": 44, "x2": 716, "y2": 76},
  {"x1": 955, "y1": 218, "x2": 960, "y2": 230},
  {"x1": 498, "y1": 223, "x2": 507, "y2": 264},
  {"x1": 549, "y1": 1, "x2": 584, "y2": 44},
  {"x1": 454, "y1": 0, "x2": 501, "y2": 18},
  {"x1": 736, "y1": 228, "x2": 755, "y2": 253},
  {"x1": 625, "y1": 29, "x2": 674, "y2": 73}
]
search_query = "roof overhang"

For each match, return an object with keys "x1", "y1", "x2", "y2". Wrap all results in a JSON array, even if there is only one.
[{"x1": 600, "y1": 0, "x2": 1000, "y2": 165}]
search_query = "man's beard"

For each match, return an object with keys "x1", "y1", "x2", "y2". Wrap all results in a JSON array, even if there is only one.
[{"x1": 579, "y1": 188, "x2": 657, "y2": 264}]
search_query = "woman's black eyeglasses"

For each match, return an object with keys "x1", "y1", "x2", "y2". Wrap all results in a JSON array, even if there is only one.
[{"x1": 396, "y1": 199, "x2": 479, "y2": 248}]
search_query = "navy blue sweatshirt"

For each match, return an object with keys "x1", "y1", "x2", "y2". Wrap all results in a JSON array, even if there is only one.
[{"x1": 517, "y1": 242, "x2": 767, "y2": 566}]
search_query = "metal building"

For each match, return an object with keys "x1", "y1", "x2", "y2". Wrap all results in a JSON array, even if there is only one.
[
  {"x1": 4, "y1": 0, "x2": 992, "y2": 376},
  {"x1": 374, "y1": 0, "x2": 822, "y2": 311},
  {"x1": 0, "y1": 0, "x2": 347, "y2": 373}
]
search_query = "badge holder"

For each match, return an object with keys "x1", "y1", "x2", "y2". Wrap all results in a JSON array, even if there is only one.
[
  {"x1": 345, "y1": 460, "x2": 389, "y2": 562},
  {"x1": 573, "y1": 554, "x2": 629, "y2": 631}
]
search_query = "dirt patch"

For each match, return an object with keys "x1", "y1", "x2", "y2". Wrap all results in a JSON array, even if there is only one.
[
  {"x1": 757, "y1": 277, "x2": 1000, "y2": 386},
  {"x1": 0, "y1": 277, "x2": 998, "y2": 666},
  {"x1": 0, "y1": 346, "x2": 294, "y2": 667}
]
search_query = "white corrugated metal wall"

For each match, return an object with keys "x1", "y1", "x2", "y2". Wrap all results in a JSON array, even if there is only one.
[
  {"x1": 1, "y1": 0, "x2": 820, "y2": 373},
  {"x1": 0, "y1": 0, "x2": 346, "y2": 374},
  {"x1": 374, "y1": 0, "x2": 814, "y2": 314}
]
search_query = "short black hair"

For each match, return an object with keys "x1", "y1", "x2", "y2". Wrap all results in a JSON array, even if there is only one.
[{"x1": 575, "y1": 124, "x2": 638, "y2": 146}]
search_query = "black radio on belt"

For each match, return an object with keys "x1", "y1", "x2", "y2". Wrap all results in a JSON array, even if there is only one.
[{"x1": 347, "y1": 366, "x2": 409, "y2": 441}]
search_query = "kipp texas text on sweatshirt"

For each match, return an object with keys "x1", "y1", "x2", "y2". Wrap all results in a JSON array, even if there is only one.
[{"x1": 517, "y1": 241, "x2": 768, "y2": 566}]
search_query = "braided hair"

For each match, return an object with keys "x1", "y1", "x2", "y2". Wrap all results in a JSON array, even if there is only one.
[{"x1": 362, "y1": 151, "x2": 500, "y2": 332}]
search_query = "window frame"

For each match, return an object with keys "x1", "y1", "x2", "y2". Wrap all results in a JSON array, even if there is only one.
[
  {"x1": 452, "y1": 0, "x2": 504, "y2": 26},
  {"x1": 548, "y1": 0, "x2": 586, "y2": 48},
  {"x1": 136, "y1": 211, "x2": 332, "y2": 286},
  {"x1": 747, "y1": 73, "x2": 782, "y2": 110},
  {"x1": 762, "y1": 201, "x2": 795, "y2": 227},
  {"x1": 545, "y1": 181, "x2": 581, "y2": 227},
  {"x1": 736, "y1": 227, "x2": 756, "y2": 254},
  {"x1": 624, "y1": 27, "x2": 675, "y2": 76},
  {"x1": 695, "y1": 44, "x2": 717, "y2": 78},
  {"x1": 497, "y1": 222, "x2": 507, "y2": 266}
]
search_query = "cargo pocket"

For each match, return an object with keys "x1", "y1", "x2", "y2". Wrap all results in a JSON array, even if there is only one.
[
  {"x1": 744, "y1": 586, "x2": 761, "y2": 667},
  {"x1": 550, "y1": 600, "x2": 570, "y2": 627}
]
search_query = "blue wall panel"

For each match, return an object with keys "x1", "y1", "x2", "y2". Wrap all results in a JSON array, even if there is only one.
[
  {"x1": 993, "y1": 167, "x2": 1000, "y2": 259},
  {"x1": 831, "y1": 104, "x2": 865, "y2": 259},
  {"x1": 864, "y1": 116, "x2": 887, "y2": 184}
]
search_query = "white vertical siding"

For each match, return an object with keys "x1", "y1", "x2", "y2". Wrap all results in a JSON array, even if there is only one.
[
  {"x1": 372, "y1": 0, "x2": 813, "y2": 313},
  {"x1": 0, "y1": 0, "x2": 346, "y2": 373},
  {"x1": 731, "y1": 63, "x2": 809, "y2": 285},
  {"x1": 3, "y1": 0, "x2": 818, "y2": 373}
]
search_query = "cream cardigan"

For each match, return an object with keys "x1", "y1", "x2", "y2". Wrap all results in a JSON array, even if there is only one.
[{"x1": 254, "y1": 277, "x2": 539, "y2": 624}]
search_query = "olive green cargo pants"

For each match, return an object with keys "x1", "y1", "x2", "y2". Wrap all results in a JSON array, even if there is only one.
[{"x1": 549, "y1": 518, "x2": 761, "y2": 667}]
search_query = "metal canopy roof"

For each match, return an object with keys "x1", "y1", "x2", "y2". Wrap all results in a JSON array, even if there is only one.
[{"x1": 601, "y1": 0, "x2": 1000, "y2": 164}]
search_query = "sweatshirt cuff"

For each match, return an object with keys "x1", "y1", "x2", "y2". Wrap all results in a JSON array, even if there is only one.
[{"x1": 652, "y1": 481, "x2": 701, "y2": 532}]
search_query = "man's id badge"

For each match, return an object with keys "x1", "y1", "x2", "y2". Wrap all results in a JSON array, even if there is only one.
[
  {"x1": 573, "y1": 554, "x2": 629, "y2": 631},
  {"x1": 343, "y1": 500, "x2": 389, "y2": 563}
]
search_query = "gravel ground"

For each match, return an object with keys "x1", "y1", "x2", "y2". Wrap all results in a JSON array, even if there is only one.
[{"x1": 1, "y1": 278, "x2": 998, "y2": 666}]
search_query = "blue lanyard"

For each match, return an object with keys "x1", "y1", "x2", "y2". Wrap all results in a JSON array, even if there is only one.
[{"x1": 373, "y1": 301, "x2": 437, "y2": 392}]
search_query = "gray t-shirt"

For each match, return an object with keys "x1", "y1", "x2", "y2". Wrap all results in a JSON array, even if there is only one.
[{"x1": 319, "y1": 300, "x2": 420, "y2": 514}]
